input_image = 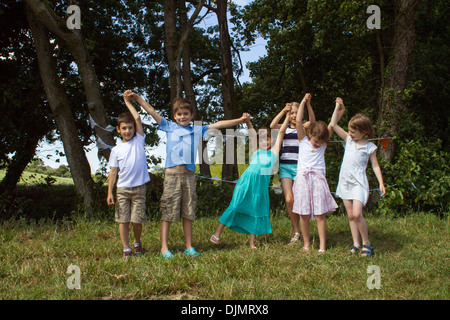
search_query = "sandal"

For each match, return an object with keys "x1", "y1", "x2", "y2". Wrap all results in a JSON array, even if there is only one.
[
  {"x1": 361, "y1": 244, "x2": 374, "y2": 257},
  {"x1": 349, "y1": 245, "x2": 361, "y2": 255},
  {"x1": 289, "y1": 232, "x2": 301, "y2": 245},
  {"x1": 184, "y1": 247, "x2": 201, "y2": 257},
  {"x1": 161, "y1": 250, "x2": 175, "y2": 259},
  {"x1": 210, "y1": 234, "x2": 220, "y2": 245},
  {"x1": 318, "y1": 249, "x2": 325, "y2": 254}
]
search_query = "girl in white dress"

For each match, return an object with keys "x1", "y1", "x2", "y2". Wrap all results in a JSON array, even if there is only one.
[{"x1": 330, "y1": 98, "x2": 385, "y2": 257}]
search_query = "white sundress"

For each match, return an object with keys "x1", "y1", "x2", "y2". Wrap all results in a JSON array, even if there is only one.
[{"x1": 335, "y1": 136, "x2": 377, "y2": 206}]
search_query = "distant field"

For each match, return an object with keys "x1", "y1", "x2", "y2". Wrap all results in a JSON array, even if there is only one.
[
  {"x1": 0, "y1": 169, "x2": 74, "y2": 185},
  {"x1": 0, "y1": 164, "x2": 281, "y2": 187}
]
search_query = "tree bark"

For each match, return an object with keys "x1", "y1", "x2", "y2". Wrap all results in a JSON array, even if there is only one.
[
  {"x1": 25, "y1": 0, "x2": 115, "y2": 162},
  {"x1": 26, "y1": 5, "x2": 95, "y2": 213},
  {"x1": 378, "y1": 0, "x2": 417, "y2": 162},
  {"x1": 0, "y1": 134, "x2": 41, "y2": 195},
  {"x1": 179, "y1": 1, "x2": 211, "y2": 176},
  {"x1": 164, "y1": 0, "x2": 205, "y2": 102},
  {"x1": 217, "y1": 0, "x2": 238, "y2": 181}
]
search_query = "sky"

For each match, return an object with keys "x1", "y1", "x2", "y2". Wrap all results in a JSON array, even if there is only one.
[{"x1": 36, "y1": 0, "x2": 267, "y2": 173}]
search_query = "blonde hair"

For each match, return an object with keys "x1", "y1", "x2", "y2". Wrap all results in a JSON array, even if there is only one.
[{"x1": 349, "y1": 113, "x2": 374, "y2": 138}]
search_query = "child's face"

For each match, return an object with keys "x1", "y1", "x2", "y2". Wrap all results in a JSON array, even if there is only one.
[
  {"x1": 174, "y1": 108, "x2": 194, "y2": 127},
  {"x1": 289, "y1": 106, "x2": 298, "y2": 126},
  {"x1": 117, "y1": 122, "x2": 135, "y2": 142},
  {"x1": 259, "y1": 131, "x2": 272, "y2": 150},
  {"x1": 310, "y1": 136, "x2": 324, "y2": 149},
  {"x1": 348, "y1": 127, "x2": 365, "y2": 141}
]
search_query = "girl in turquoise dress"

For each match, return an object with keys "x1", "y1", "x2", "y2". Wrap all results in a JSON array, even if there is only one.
[{"x1": 210, "y1": 113, "x2": 290, "y2": 250}]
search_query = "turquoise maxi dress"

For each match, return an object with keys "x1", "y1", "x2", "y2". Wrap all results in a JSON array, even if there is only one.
[{"x1": 219, "y1": 149, "x2": 278, "y2": 235}]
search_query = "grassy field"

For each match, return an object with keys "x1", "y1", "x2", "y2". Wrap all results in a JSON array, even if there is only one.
[
  {"x1": 0, "y1": 169, "x2": 74, "y2": 185},
  {"x1": 0, "y1": 212, "x2": 448, "y2": 300}
]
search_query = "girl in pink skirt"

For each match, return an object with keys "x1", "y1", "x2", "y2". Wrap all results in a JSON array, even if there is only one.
[{"x1": 292, "y1": 94, "x2": 338, "y2": 253}]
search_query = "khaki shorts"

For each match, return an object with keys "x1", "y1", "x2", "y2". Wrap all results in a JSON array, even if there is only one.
[
  {"x1": 160, "y1": 171, "x2": 197, "y2": 222},
  {"x1": 115, "y1": 184, "x2": 147, "y2": 224}
]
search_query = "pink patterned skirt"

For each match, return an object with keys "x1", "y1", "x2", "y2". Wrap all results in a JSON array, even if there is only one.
[{"x1": 292, "y1": 167, "x2": 338, "y2": 220}]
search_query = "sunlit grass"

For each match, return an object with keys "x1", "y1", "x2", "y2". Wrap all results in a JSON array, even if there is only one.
[{"x1": 0, "y1": 212, "x2": 448, "y2": 300}]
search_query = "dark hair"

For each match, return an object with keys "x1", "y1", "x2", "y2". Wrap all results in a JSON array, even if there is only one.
[
  {"x1": 349, "y1": 113, "x2": 374, "y2": 138},
  {"x1": 308, "y1": 121, "x2": 330, "y2": 144},
  {"x1": 117, "y1": 112, "x2": 136, "y2": 129}
]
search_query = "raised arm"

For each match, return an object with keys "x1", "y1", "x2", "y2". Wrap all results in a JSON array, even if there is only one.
[
  {"x1": 305, "y1": 94, "x2": 315, "y2": 124},
  {"x1": 245, "y1": 116, "x2": 258, "y2": 157},
  {"x1": 270, "y1": 103, "x2": 291, "y2": 129},
  {"x1": 126, "y1": 90, "x2": 162, "y2": 125},
  {"x1": 123, "y1": 91, "x2": 143, "y2": 136},
  {"x1": 208, "y1": 113, "x2": 249, "y2": 130},
  {"x1": 271, "y1": 111, "x2": 290, "y2": 155},
  {"x1": 296, "y1": 95, "x2": 308, "y2": 141},
  {"x1": 328, "y1": 97, "x2": 345, "y2": 139},
  {"x1": 329, "y1": 97, "x2": 348, "y2": 140}
]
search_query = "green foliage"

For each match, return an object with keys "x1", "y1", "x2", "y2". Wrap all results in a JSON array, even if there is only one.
[
  {"x1": 376, "y1": 139, "x2": 449, "y2": 215},
  {"x1": 26, "y1": 158, "x2": 72, "y2": 178}
]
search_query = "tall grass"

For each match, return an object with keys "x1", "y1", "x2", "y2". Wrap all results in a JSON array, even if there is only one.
[{"x1": 0, "y1": 212, "x2": 448, "y2": 300}]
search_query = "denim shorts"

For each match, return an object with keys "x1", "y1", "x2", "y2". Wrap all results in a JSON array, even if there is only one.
[{"x1": 279, "y1": 163, "x2": 298, "y2": 180}]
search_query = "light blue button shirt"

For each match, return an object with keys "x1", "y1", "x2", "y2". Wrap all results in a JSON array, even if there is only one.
[{"x1": 159, "y1": 117, "x2": 209, "y2": 172}]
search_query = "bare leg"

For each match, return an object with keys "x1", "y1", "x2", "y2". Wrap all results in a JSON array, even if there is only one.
[
  {"x1": 281, "y1": 178, "x2": 300, "y2": 238},
  {"x1": 213, "y1": 222, "x2": 226, "y2": 239},
  {"x1": 249, "y1": 233, "x2": 257, "y2": 250},
  {"x1": 160, "y1": 220, "x2": 171, "y2": 253},
  {"x1": 119, "y1": 223, "x2": 130, "y2": 249},
  {"x1": 344, "y1": 200, "x2": 361, "y2": 248},
  {"x1": 300, "y1": 215, "x2": 310, "y2": 249},
  {"x1": 352, "y1": 200, "x2": 370, "y2": 245},
  {"x1": 132, "y1": 223, "x2": 142, "y2": 244},
  {"x1": 316, "y1": 215, "x2": 326, "y2": 251},
  {"x1": 183, "y1": 218, "x2": 193, "y2": 250}
]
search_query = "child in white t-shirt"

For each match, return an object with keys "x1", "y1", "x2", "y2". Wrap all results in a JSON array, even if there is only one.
[{"x1": 107, "y1": 92, "x2": 151, "y2": 260}]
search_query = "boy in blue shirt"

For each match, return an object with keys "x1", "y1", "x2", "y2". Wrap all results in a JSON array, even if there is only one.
[{"x1": 125, "y1": 90, "x2": 248, "y2": 258}]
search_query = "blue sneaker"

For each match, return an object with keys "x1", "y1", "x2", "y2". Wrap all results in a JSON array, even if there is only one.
[
  {"x1": 161, "y1": 250, "x2": 175, "y2": 259},
  {"x1": 184, "y1": 247, "x2": 201, "y2": 257}
]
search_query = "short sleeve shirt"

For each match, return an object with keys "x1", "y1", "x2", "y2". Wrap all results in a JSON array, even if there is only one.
[
  {"x1": 109, "y1": 133, "x2": 150, "y2": 188},
  {"x1": 159, "y1": 118, "x2": 209, "y2": 172}
]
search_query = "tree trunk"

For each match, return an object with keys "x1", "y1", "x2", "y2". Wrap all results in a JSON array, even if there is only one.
[
  {"x1": 164, "y1": 0, "x2": 180, "y2": 102},
  {"x1": 164, "y1": 0, "x2": 205, "y2": 102},
  {"x1": 179, "y1": 1, "x2": 211, "y2": 176},
  {"x1": 217, "y1": 0, "x2": 238, "y2": 181},
  {"x1": 0, "y1": 135, "x2": 41, "y2": 195},
  {"x1": 26, "y1": 6, "x2": 95, "y2": 213},
  {"x1": 25, "y1": 0, "x2": 115, "y2": 162},
  {"x1": 378, "y1": 0, "x2": 417, "y2": 162}
]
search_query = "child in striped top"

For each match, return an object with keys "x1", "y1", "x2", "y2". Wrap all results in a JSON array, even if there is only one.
[{"x1": 270, "y1": 93, "x2": 315, "y2": 244}]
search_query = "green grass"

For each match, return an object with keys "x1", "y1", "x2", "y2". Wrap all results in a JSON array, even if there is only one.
[
  {"x1": 0, "y1": 169, "x2": 74, "y2": 185},
  {"x1": 0, "y1": 212, "x2": 448, "y2": 300}
]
